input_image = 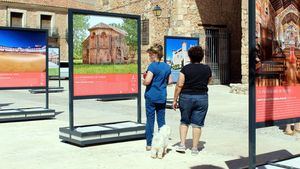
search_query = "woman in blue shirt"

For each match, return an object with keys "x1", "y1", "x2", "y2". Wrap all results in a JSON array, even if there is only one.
[{"x1": 143, "y1": 44, "x2": 171, "y2": 151}]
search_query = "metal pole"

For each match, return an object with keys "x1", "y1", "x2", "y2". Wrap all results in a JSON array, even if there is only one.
[
  {"x1": 68, "y1": 10, "x2": 74, "y2": 130},
  {"x1": 46, "y1": 32, "x2": 49, "y2": 109},
  {"x1": 249, "y1": 0, "x2": 256, "y2": 168},
  {"x1": 137, "y1": 17, "x2": 142, "y2": 123},
  {"x1": 58, "y1": 47, "x2": 61, "y2": 88}
]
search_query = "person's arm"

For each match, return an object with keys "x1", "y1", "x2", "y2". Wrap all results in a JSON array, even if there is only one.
[
  {"x1": 208, "y1": 76, "x2": 213, "y2": 85},
  {"x1": 173, "y1": 72, "x2": 185, "y2": 110},
  {"x1": 167, "y1": 74, "x2": 173, "y2": 85},
  {"x1": 143, "y1": 71, "x2": 154, "y2": 86}
]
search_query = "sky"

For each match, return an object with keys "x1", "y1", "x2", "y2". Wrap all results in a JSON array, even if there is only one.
[
  {"x1": 0, "y1": 29, "x2": 47, "y2": 48},
  {"x1": 165, "y1": 38, "x2": 199, "y2": 60},
  {"x1": 75, "y1": 14, "x2": 125, "y2": 37},
  {"x1": 88, "y1": 15, "x2": 124, "y2": 27}
]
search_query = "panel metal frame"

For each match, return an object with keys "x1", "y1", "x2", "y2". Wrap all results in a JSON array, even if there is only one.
[
  {"x1": 248, "y1": 0, "x2": 300, "y2": 168},
  {"x1": 67, "y1": 8, "x2": 142, "y2": 131},
  {"x1": 0, "y1": 26, "x2": 49, "y2": 109}
]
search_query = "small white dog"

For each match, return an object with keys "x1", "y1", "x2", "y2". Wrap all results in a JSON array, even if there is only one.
[{"x1": 151, "y1": 125, "x2": 171, "y2": 159}]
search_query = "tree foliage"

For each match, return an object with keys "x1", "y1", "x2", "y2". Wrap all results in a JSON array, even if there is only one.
[
  {"x1": 73, "y1": 15, "x2": 90, "y2": 60},
  {"x1": 111, "y1": 19, "x2": 138, "y2": 54}
]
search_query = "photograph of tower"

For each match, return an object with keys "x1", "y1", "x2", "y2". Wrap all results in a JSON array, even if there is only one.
[{"x1": 165, "y1": 36, "x2": 199, "y2": 82}]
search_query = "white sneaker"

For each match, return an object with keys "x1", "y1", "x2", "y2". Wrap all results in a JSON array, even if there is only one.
[
  {"x1": 191, "y1": 147, "x2": 199, "y2": 156},
  {"x1": 176, "y1": 144, "x2": 186, "y2": 153}
]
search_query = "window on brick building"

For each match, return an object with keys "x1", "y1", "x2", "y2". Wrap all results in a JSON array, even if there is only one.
[
  {"x1": 10, "y1": 12, "x2": 23, "y2": 27},
  {"x1": 141, "y1": 19, "x2": 149, "y2": 45},
  {"x1": 103, "y1": 0, "x2": 109, "y2": 6},
  {"x1": 40, "y1": 15, "x2": 52, "y2": 29}
]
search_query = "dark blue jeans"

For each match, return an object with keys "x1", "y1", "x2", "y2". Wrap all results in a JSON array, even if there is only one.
[
  {"x1": 179, "y1": 94, "x2": 208, "y2": 128},
  {"x1": 145, "y1": 99, "x2": 166, "y2": 146}
]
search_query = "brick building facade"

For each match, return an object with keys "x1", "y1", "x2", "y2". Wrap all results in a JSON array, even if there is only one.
[
  {"x1": 0, "y1": 0, "x2": 250, "y2": 84},
  {"x1": 82, "y1": 23, "x2": 130, "y2": 64},
  {"x1": 0, "y1": 0, "x2": 100, "y2": 62}
]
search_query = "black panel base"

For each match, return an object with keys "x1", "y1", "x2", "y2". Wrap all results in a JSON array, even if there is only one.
[
  {"x1": 29, "y1": 87, "x2": 64, "y2": 94},
  {"x1": 0, "y1": 107, "x2": 56, "y2": 122},
  {"x1": 59, "y1": 121, "x2": 146, "y2": 146}
]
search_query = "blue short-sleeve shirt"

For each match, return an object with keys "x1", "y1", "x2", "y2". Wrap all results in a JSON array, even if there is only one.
[{"x1": 145, "y1": 62, "x2": 171, "y2": 103}]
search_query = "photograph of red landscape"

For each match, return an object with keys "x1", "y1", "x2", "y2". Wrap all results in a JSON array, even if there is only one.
[
  {"x1": 255, "y1": 0, "x2": 300, "y2": 124},
  {"x1": 72, "y1": 14, "x2": 139, "y2": 97},
  {"x1": 0, "y1": 28, "x2": 47, "y2": 88}
]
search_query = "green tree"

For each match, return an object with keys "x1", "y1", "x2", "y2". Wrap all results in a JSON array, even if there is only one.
[
  {"x1": 73, "y1": 15, "x2": 90, "y2": 60},
  {"x1": 111, "y1": 19, "x2": 138, "y2": 56}
]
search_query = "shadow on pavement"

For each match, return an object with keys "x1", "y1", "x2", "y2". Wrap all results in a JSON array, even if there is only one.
[
  {"x1": 225, "y1": 149, "x2": 293, "y2": 169},
  {"x1": 172, "y1": 139, "x2": 206, "y2": 152},
  {"x1": 190, "y1": 165, "x2": 224, "y2": 169},
  {"x1": 0, "y1": 102, "x2": 13, "y2": 107}
]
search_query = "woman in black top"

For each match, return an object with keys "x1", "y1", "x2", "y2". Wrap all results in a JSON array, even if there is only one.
[{"x1": 173, "y1": 46, "x2": 212, "y2": 155}]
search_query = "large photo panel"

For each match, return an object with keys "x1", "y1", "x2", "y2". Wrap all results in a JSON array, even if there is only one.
[
  {"x1": 71, "y1": 11, "x2": 139, "y2": 97},
  {"x1": 255, "y1": 0, "x2": 300, "y2": 125},
  {"x1": 164, "y1": 36, "x2": 199, "y2": 83},
  {"x1": 0, "y1": 28, "x2": 47, "y2": 89}
]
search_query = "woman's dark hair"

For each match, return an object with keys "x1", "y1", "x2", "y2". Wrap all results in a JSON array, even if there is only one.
[{"x1": 188, "y1": 46, "x2": 204, "y2": 63}]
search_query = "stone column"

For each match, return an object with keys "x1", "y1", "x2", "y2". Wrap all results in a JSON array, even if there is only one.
[
  {"x1": 241, "y1": 0, "x2": 249, "y2": 84},
  {"x1": 0, "y1": 6, "x2": 7, "y2": 26}
]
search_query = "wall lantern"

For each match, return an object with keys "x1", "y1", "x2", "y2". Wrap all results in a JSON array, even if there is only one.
[{"x1": 153, "y1": 5, "x2": 162, "y2": 17}]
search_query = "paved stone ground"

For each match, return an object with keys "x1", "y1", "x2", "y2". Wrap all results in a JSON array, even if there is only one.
[{"x1": 0, "y1": 80, "x2": 299, "y2": 169}]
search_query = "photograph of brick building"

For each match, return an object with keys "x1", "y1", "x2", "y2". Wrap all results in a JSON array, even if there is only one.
[
  {"x1": 72, "y1": 14, "x2": 138, "y2": 76},
  {"x1": 82, "y1": 22, "x2": 131, "y2": 64}
]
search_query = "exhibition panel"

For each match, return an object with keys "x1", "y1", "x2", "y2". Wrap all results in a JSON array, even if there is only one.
[
  {"x1": 0, "y1": 28, "x2": 47, "y2": 89},
  {"x1": 71, "y1": 12, "x2": 139, "y2": 98},
  {"x1": 59, "y1": 9, "x2": 144, "y2": 146},
  {"x1": 164, "y1": 36, "x2": 199, "y2": 83},
  {"x1": 0, "y1": 27, "x2": 56, "y2": 122}
]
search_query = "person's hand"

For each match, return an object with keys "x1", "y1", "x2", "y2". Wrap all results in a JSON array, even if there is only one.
[
  {"x1": 172, "y1": 100, "x2": 178, "y2": 111},
  {"x1": 143, "y1": 71, "x2": 147, "y2": 79}
]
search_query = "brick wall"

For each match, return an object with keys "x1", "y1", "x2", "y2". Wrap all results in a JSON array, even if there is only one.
[{"x1": 241, "y1": 0, "x2": 249, "y2": 84}]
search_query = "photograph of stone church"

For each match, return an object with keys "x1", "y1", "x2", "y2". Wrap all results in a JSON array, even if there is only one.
[
  {"x1": 82, "y1": 22, "x2": 131, "y2": 64},
  {"x1": 73, "y1": 14, "x2": 138, "y2": 74}
]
